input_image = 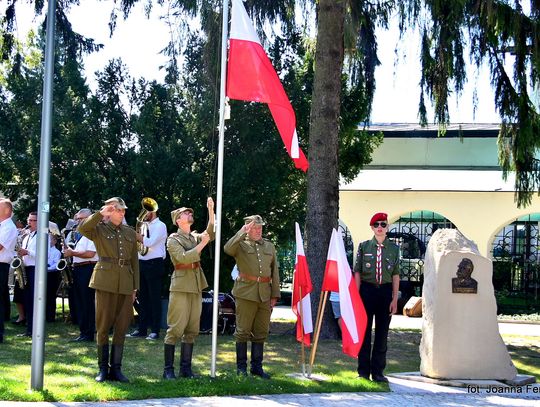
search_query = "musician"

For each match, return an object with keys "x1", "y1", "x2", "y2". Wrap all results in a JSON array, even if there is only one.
[
  {"x1": 17, "y1": 211, "x2": 38, "y2": 337},
  {"x1": 162, "y1": 197, "x2": 214, "y2": 379},
  {"x1": 64, "y1": 208, "x2": 98, "y2": 342},
  {"x1": 78, "y1": 198, "x2": 139, "y2": 383},
  {"x1": 11, "y1": 222, "x2": 28, "y2": 326},
  {"x1": 127, "y1": 207, "x2": 167, "y2": 340},
  {"x1": 0, "y1": 198, "x2": 18, "y2": 344},
  {"x1": 46, "y1": 234, "x2": 61, "y2": 322},
  {"x1": 224, "y1": 215, "x2": 280, "y2": 379}
]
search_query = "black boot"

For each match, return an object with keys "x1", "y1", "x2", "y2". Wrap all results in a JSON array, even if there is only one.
[
  {"x1": 179, "y1": 342, "x2": 197, "y2": 378},
  {"x1": 163, "y1": 344, "x2": 176, "y2": 380},
  {"x1": 250, "y1": 342, "x2": 271, "y2": 379},
  {"x1": 109, "y1": 344, "x2": 129, "y2": 383},
  {"x1": 95, "y1": 344, "x2": 109, "y2": 382},
  {"x1": 236, "y1": 342, "x2": 248, "y2": 376}
]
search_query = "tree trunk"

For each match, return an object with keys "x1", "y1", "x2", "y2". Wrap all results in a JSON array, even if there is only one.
[{"x1": 306, "y1": 0, "x2": 345, "y2": 340}]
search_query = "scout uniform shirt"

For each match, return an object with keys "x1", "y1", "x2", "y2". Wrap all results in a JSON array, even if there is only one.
[
  {"x1": 167, "y1": 223, "x2": 215, "y2": 294},
  {"x1": 78, "y1": 212, "x2": 139, "y2": 295},
  {"x1": 224, "y1": 230, "x2": 280, "y2": 302},
  {"x1": 354, "y1": 237, "x2": 400, "y2": 284}
]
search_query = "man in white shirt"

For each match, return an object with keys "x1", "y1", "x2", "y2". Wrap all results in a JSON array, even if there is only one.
[
  {"x1": 128, "y1": 209, "x2": 167, "y2": 340},
  {"x1": 0, "y1": 198, "x2": 18, "y2": 344},
  {"x1": 64, "y1": 208, "x2": 99, "y2": 342},
  {"x1": 46, "y1": 234, "x2": 61, "y2": 322},
  {"x1": 17, "y1": 211, "x2": 38, "y2": 337}
]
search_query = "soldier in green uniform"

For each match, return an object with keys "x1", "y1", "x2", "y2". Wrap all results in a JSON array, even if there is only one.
[
  {"x1": 224, "y1": 215, "x2": 280, "y2": 379},
  {"x1": 78, "y1": 197, "x2": 139, "y2": 383},
  {"x1": 163, "y1": 197, "x2": 214, "y2": 379},
  {"x1": 353, "y1": 212, "x2": 399, "y2": 383}
]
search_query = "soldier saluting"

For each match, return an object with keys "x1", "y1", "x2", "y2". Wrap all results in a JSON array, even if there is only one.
[
  {"x1": 78, "y1": 197, "x2": 139, "y2": 383},
  {"x1": 224, "y1": 215, "x2": 280, "y2": 379}
]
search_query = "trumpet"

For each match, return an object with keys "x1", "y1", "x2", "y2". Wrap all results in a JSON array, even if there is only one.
[{"x1": 136, "y1": 197, "x2": 158, "y2": 256}]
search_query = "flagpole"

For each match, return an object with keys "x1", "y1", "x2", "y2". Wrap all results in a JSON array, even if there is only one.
[
  {"x1": 210, "y1": 0, "x2": 230, "y2": 378},
  {"x1": 308, "y1": 290, "x2": 328, "y2": 376}
]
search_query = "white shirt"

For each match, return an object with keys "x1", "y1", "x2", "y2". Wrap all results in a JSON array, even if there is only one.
[
  {"x1": 22, "y1": 231, "x2": 37, "y2": 267},
  {"x1": 139, "y1": 217, "x2": 167, "y2": 260},
  {"x1": 0, "y1": 217, "x2": 17, "y2": 264},
  {"x1": 72, "y1": 235, "x2": 99, "y2": 264},
  {"x1": 47, "y1": 245, "x2": 61, "y2": 272}
]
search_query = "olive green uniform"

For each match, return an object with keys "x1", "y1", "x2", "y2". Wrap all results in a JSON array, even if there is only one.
[
  {"x1": 224, "y1": 230, "x2": 280, "y2": 343},
  {"x1": 164, "y1": 224, "x2": 215, "y2": 345},
  {"x1": 78, "y1": 212, "x2": 139, "y2": 345}
]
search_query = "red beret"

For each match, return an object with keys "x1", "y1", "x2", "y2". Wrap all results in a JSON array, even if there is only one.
[{"x1": 370, "y1": 212, "x2": 388, "y2": 226}]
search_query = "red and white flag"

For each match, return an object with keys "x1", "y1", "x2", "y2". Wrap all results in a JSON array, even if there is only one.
[
  {"x1": 322, "y1": 229, "x2": 367, "y2": 357},
  {"x1": 292, "y1": 223, "x2": 313, "y2": 346},
  {"x1": 227, "y1": 0, "x2": 309, "y2": 172}
]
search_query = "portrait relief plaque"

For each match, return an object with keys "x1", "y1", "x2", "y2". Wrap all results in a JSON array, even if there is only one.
[{"x1": 452, "y1": 258, "x2": 478, "y2": 294}]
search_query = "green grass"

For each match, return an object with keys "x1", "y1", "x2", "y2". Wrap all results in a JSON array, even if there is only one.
[{"x1": 0, "y1": 311, "x2": 538, "y2": 402}]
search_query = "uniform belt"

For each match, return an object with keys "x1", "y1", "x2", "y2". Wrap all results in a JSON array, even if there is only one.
[
  {"x1": 73, "y1": 261, "x2": 97, "y2": 268},
  {"x1": 238, "y1": 272, "x2": 271, "y2": 283},
  {"x1": 174, "y1": 262, "x2": 200, "y2": 270},
  {"x1": 100, "y1": 257, "x2": 129, "y2": 266},
  {"x1": 364, "y1": 281, "x2": 392, "y2": 288}
]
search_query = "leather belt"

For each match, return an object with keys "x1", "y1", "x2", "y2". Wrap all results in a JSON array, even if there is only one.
[
  {"x1": 175, "y1": 262, "x2": 200, "y2": 270},
  {"x1": 73, "y1": 261, "x2": 97, "y2": 268},
  {"x1": 238, "y1": 272, "x2": 271, "y2": 283},
  {"x1": 100, "y1": 257, "x2": 129, "y2": 266}
]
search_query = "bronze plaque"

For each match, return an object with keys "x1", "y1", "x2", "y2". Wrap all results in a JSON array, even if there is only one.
[{"x1": 452, "y1": 258, "x2": 478, "y2": 294}]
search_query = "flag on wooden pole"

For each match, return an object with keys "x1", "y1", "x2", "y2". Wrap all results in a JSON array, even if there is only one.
[{"x1": 292, "y1": 223, "x2": 313, "y2": 346}]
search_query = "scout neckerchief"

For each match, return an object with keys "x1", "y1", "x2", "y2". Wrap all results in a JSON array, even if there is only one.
[{"x1": 376, "y1": 242, "x2": 384, "y2": 284}]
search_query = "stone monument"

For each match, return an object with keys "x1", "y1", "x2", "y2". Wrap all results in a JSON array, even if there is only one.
[{"x1": 420, "y1": 228, "x2": 517, "y2": 380}]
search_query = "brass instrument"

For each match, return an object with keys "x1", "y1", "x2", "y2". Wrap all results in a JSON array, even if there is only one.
[
  {"x1": 56, "y1": 227, "x2": 75, "y2": 288},
  {"x1": 136, "y1": 197, "x2": 158, "y2": 256},
  {"x1": 11, "y1": 227, "x2": 29, "y2": 289}
]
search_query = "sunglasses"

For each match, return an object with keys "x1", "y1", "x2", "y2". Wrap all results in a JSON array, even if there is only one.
[{"x1": 372, "y1": 222, "x2": 387, "y2": 228}]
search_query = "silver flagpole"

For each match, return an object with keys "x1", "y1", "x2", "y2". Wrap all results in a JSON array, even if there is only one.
[
  {"x1": 31, "y1": 0, "x2": 57, "y2": 390},
  {"x1": 211, "y1": 0, "x2": 230, "y2": 378}
]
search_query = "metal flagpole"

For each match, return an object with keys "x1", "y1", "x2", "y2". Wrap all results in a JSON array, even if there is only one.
[
  {"x1": 31, "y1": 0, "x2": 57, "y2": 390},
  {"x1": 210, "y1": 0, "x2": 230, "y2": 378}
]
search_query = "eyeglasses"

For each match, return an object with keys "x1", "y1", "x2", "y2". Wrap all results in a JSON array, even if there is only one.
[{"x1": 372, "y1": 222, "x2": 387, "y2": 228}]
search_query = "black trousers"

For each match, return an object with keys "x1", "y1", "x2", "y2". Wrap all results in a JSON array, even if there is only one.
[
  {"x1": 357, "y1": 282, "x2": 393, "y2": 377},
  {"x1": 0, "y1": 262, "x2": 9, "y2": 338},
  {"x1": 137, "y1": 258, "x2": 164, "y2": 334},
  {"x1": 46, "y1": 271, "x2": 60, "y2": 322},
  {"x1": 23, "y1": 266, "x2": 35, "y2": 335},
  {"x1": 72, "y1": 264, "x2": 95, "y2": 339}
]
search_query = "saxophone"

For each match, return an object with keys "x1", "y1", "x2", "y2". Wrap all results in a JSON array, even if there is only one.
[
  {"x1": 57, "y1": 227, "x2": 75, "y2": 288},
  {"x1": 136, "y1": 197, "x2": 158, "y2": 256},
  {"x1": 11, "y1": 228, "x2": 29, "y2": 289}
]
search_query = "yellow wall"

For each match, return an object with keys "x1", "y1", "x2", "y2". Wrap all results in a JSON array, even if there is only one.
[{"x1": 339, "y1": 190, "x2": 540, "y2": 257}]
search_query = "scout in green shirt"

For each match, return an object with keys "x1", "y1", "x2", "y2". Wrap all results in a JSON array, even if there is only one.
[{"x1": 224, "y1": 215, "x2": 280, "y2": 379}]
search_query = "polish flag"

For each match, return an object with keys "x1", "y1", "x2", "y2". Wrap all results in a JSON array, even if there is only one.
[
  {"x1": 227, "y1": 0, "x2": 309, "y2": 172},
  {"x1": 292, "y1": 223, "x2": 313, "y2": 346},
  {"x1": 322, "y1": 229, "x2": 367, "y2": 357}
]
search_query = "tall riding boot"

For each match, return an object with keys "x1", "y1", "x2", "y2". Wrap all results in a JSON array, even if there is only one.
[
  {"x1": 236, "y1": 342, "x2": 248, "y2": 376},
  {"x1": 250, "y1": 342, "x2": 271, "y2": 379},
  {"x1": 95, "y1": 344, "x2": 109, "y2": 382},
  {"x1": 179, "y1": 342, "x2": 197, "y2": 378},
  {"x1": 109, "y1": 344, "x2": 129, "y2": 383},
  {"x1": 163, "y1": 344, "x2": 176, "y2": 379}
]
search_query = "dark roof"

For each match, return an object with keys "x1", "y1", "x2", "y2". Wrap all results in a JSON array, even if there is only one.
[{"x1": 364, "y1": 123, "x2": 500, "y2": 138}]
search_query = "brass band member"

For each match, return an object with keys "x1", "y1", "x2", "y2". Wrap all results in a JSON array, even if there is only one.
[
  {"x1": 46, "y1": 234, "x2": 61, "y2": 322},
  {"x1": 163, "y1": 197, "x2": 214, "y2": 379},
  {"x1": 17, "y1": 211, "x2": 38, "y2": 338},
  {"x1": 0, "y1": 198, "x2": 18, "y2": 344},
  {"x1": 65, "y1": 208, "x2": 98, "y2": 342},
  {"x1": 224, "y1": 215, "x2": 280, "y2": 379},
  {"x1": 78, "y1": 198, "x2": 139, "y2": 383}
]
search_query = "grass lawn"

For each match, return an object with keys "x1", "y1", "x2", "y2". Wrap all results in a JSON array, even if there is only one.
[{"x1": 0, "y1": 315, "x2": 538, "y2": 402}]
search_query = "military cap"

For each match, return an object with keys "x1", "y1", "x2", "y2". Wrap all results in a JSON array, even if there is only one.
[
  {"x1": 370, "y1": 212, "x2": 388, "y2": 226},
  {"x1": 243, "y1": 214, "x2": 265, "y2": 225},
  {"x1": 104, "y1": 197, "x2": 128, "y2": 210},
  {"x1": 171, "y1": 207, "x2": 194, "y2": 224}
]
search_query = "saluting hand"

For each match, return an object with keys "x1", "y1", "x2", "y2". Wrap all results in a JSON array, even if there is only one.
[
  {"x1": 100, "y1": 204, "x2": 115, "y2": 217},
  {"x1": 242, "y1": 220, "x2": 255, "y2": 234}
]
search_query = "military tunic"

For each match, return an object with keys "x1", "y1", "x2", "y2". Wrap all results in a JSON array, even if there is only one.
[
  {"x1": 353, "y1": 236, "x2": 399, "y2": 378},
  {"x1": 164, "y1": 223, "x2": 214, "y2": 345},
  {"x1": 78, "y1": 212, "x2": 139, "y2": 345},
  {"x1": 224, "y1": 230, "x2": 280, "y2": 342}
]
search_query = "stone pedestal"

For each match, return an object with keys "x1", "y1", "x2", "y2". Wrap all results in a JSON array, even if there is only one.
[{"x1": 420, "y1": 229, "x2": 517, "y2": 380}]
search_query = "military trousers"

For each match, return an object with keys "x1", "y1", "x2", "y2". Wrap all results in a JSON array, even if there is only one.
[
  {"x1": 95, "y1": 289, "x2": 133, "y2": 346},
  {"x1": 164, "y1": 291, "x2": 201, "y2": 345},
  {"x1": 234, "y1": 297, "x2": 271, "y2": 343}
]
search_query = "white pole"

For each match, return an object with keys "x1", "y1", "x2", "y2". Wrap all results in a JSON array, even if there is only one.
[
  {"x1": 210, "y1": 0, "x2": 230, "y2": 378},
  {"x1": 31, "y1": 0, "x2": 56, "y2": 390}
]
